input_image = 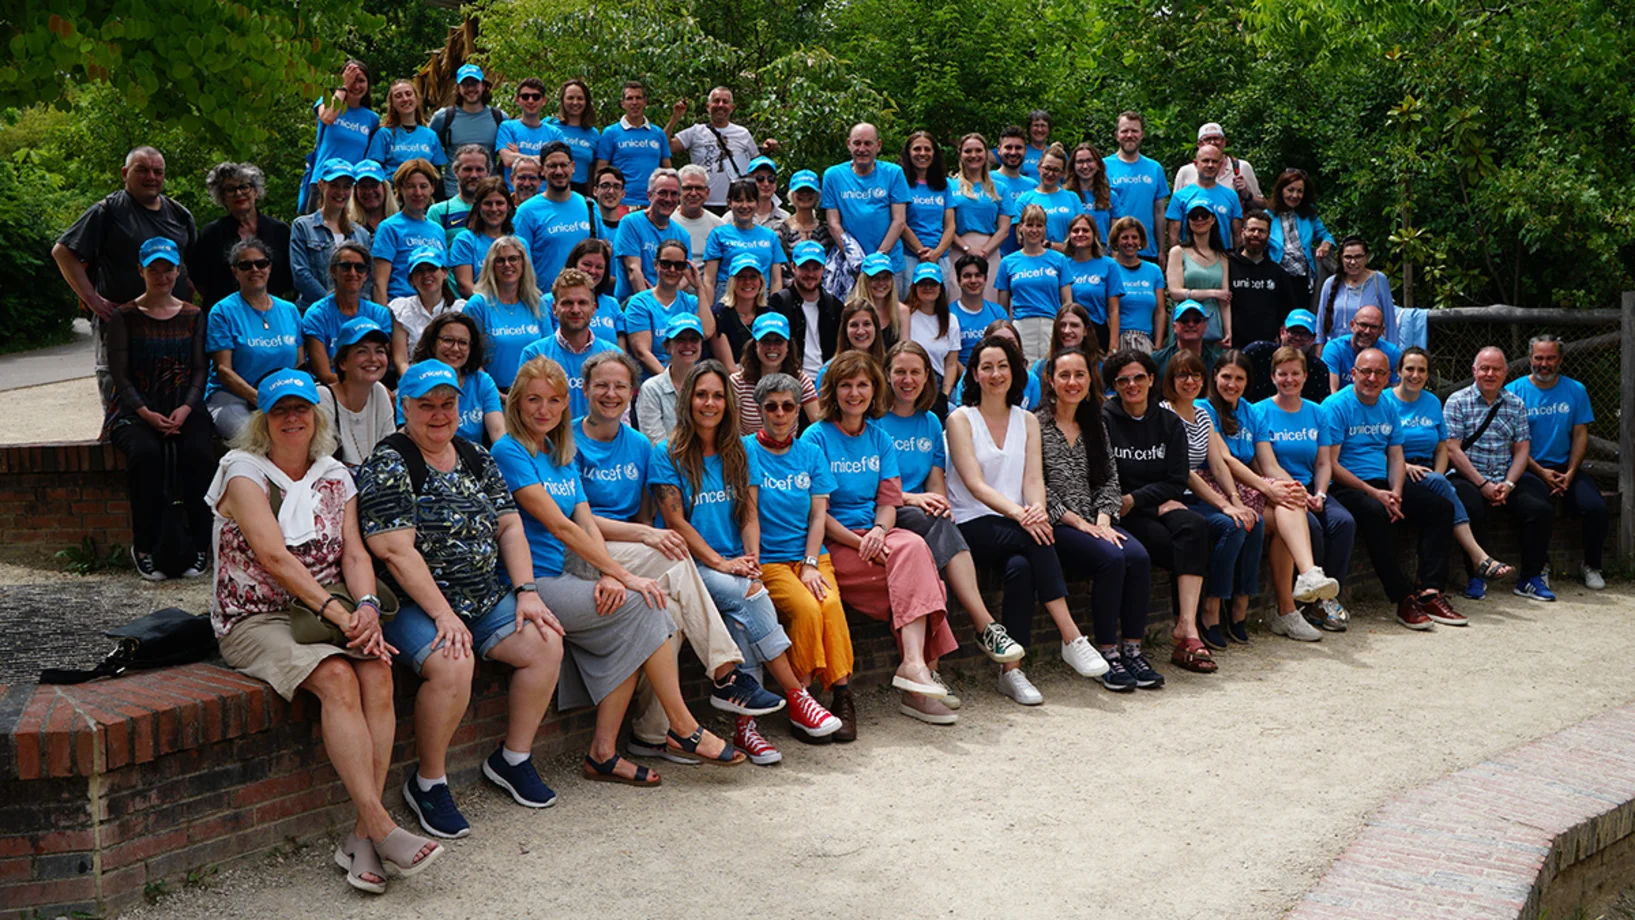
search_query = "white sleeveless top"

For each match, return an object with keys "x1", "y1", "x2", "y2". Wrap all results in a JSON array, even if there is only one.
[{"x1": 946, "y1": 405, "x2": 1028, "y2": 524}]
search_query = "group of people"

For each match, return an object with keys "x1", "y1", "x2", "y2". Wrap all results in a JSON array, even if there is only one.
[{"x1": 49, "y1": 68, "x2": 1612, "y2": 897}]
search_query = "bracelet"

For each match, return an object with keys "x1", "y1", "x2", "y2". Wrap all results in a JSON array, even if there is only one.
[
  {"x1": 319, "y1": 595, "x2": 342, "y2": 619},
  {"x1": 1479, "y1": 478, "x2": 1491, "y2": 489}
]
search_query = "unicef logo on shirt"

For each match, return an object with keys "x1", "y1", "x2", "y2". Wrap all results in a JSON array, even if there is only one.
[
  {"x1": 916, "y1": 437, "x2": 933, "y2": 453},
  {"x1": 831, "y1": 455, "x2": 882, "y2": 474},
  {"x1": 624, "y1": 462, "x2": 640, "y2": 480},
  {"x1": 1087, "y1": 274, "x2": 1104, "y2": 285},
  {"x1": 795, "y1": 471, "x2": 811, "y2": 489}
]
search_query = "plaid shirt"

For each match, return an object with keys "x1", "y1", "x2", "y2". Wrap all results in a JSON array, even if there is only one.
[{"x1": 1444, "y1": 384, "x2": 1530, "y2": 482}]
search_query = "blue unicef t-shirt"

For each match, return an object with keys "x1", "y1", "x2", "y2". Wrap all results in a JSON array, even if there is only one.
[
  {"x1": 595, "y1": 121, "x2": 668, "y2": 204},
  {"x1": 299, "y1": 296, "x2": 394, "y2": 361},
  {"x1": 312, "y1": 101, "x2": 379, "y2": 166},
  {"x1": 1112, "y1": 259, "x2": 1165, "y2": 335},
  {"x1": 703, "y1": 223, "x2": 788, "y2": 291},
  {"x1": 989, "y1": 172, "x2": 1033, "y2": 254},
  {"x1": 513, "y1": 192, "x2": 595, "y2": 285},
  {"x1": 746, "y1": 437, "x2": 837, "y2": 563},
  {"x1": 649, "y1": 441, "x2": 759, "y2": 558},
  {"x1": 205, "y1": 293, "x2": 302, "y2": 400},
  {"x1": 904, "y1": 180, "x2": 950, "y2": 250},
  {"x1": 821, "y1": 160, "x2": 913, "y2": 271},
  {"x1": 574, "y1": 419, "x2": 650, "y2": 521},
  {"x1": 949, "y1": 180, "x2": 1008, "y2": 235},
  {"x1": 495, "y1": 119, "x2": 565, "y2": 187},
  {"x1": 953, "y1": 299, "x2": 1009, "y2": 366},
  {"x1": 542, "y1": 292, "x2": 623, "y2": 345},
  {"x1": 612, "y1": 212, "x2": 689, "y2": 302},
  {"x1": 364, "y1": 125, "x2": 446, "y2": 173},
  {"x1": 1167, "y1": 184, "x2": 1242, "y2": 251},
  {"x1": 462, "y1": 294, "x2": 544, "y2": 389},
  {"x1": 518, "y1": 334, "x2": 622, "y2": 419},
  {"x1": 1014, "y1": 188, "x2": 1083, "y2": 244},
  {"x1": 995, "y1": 249, "x2": 1069, "y2": 319},
  {"x1": 1104, "y1": 154, "x2": 1169, "y2": 258},
  {"x1": 546, "y1": 119, "x2": 600, "y2": 185},
  {"x1": 800, "y1": 420, "x2": 898, "y2": 531},
  {"x1": 490, "y1": 434, "x2": 586, "y2": 578},
  {"x1": 1202, "y1": 399, "x2": 1259, "y2": 464},
  {"x1": 1323, "y1": 385, "x2": 1404, "y2": 482},
  {"x1": 449, "y1": 230, "x2": 498, "y2": 282},
  {"x1": 1383, "y1": 389, "x2": 1447, "y2": 462},
  {"x1": 395, "y1": 369, "x2": 501, "y2": 440},
  {"x1": 1254, "y1": 397, "x2": 1328, "y2": 487},
  {"x1": 623, "y1": 289, "x2": 697, "y2": 366},
  {"x1": 877, "y1": 411, "x2": 946, "y2": 494},
  {"x1": 1321, "y1": 336, "x2": 1402, "y2": 386},
  {"x1": 1079, "y1": 187, "x2": 1122, "y2": 244},
  {"x1": 1064, "y1": 255, "x2": 1126, "y2": 326},
  {"x1": 370, "y1": 212, "x2": 447, "y2": 300},
  {"x1": 1506, "y1": 375, "x2": 1593, "y2": 467}
]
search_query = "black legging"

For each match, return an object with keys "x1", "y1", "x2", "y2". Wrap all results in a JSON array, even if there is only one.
[
  {"x1": 1330, "y1": 478, "x2": 1453, "y2": 602},
  {"x1": 107, "y1": 412, "x2": 215, "y2": 554},
  {"x1": 957, "y1": 515, "x2": 1068, "y2": 649},
  {"x1": 1053, "y1": 525, "x2": 1152, "y2": 646},
  {"x1": 1118, "y1": 507, "x2": 1208, "y2": 578},
  {"x1": 1450, "y1": 472, "x2": 1554, "y2": 580}
]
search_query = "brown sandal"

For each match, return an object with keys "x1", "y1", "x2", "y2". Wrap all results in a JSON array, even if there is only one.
[{"x1": 1171, "y1": 637, "x2": 1218, "y2": 674}]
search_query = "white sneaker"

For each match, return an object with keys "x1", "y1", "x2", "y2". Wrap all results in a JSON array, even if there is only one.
[
  {"x1": 1583, "y1": 566, "x2": 1606, "y2": 590},
  {"x1": 1061, "y1": 636, "x2": 1111, "y2": 678},
  {"x1": 1269, "y1": 610, "x2": 1323, "y2": 642},
  {"x1": 1293, "y1": 567, "x2": 1341, "y2": 603},
  {"x1": 996, "y1": 667, "x2": 1044, "y2": 706},
  {"x1": 929, "y1": 671, "x2": 962, "y2": 710}
]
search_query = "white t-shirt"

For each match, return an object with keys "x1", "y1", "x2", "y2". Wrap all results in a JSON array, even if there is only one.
[
  {"x1": 388, "y1": 294, "x2": 466, "y2": 356},
  {"x1": 319, "y1": 382, "x2": 398, "y2": 466},
  {"x1": 908, "y1": 309, "x2": 962, "y2": 382},
  {"x1": 800, "y1": 298, "x2": 824, "y2": 378},
  {"x1": 1173, "y1": 157, "x2": 1262, "y2": 202},
  {"x1": 672, "y1": 209, "x2": 726, "y2": 265},
  {"x1": 674, "y1": 122, "x2": 759, "y2": 205}
]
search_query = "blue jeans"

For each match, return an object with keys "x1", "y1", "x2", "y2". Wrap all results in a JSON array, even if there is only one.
[
  {"x1": 1405, "y1": 468, "x2": 1469, "y2": 526},
  {"x1": 696, "y1": 565, "x2": 791, "y2": 672},
  {"x1": 1187, "y1": 499, "x2": 1265, "y2": 599},
  {"x1": 1546, "y1": 461, "x2": 1609, "y2": 569},
  {"x1": 384, "y1": 591, "x2": 521, "y2": 674}
]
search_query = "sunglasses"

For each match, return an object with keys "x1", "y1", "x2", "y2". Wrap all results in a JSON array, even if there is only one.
[
  {"x1": 1114, "y1": 373, "x2": 1150, "y2": 387},
  {"x1": 518, "y1": 92, "x2": 543, "y2": 101},
  {"x1": 1187, "y1": 212, "x2": 1214, "y2": 221},
  {"x1": 335, "y1": 261, "x2": 369, "y2": 273},
  {"x1": 656, "y1": 259, "x2": 689, "y2": 271},
  {"x1": 234, "y1": 258, "x2": 272, "y2": 271},
  {"x1": 761, "y1": 400, "x2": 799, "y2": 414}
]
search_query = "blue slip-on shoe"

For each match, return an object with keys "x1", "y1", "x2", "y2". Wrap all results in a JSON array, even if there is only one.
[
  {"x1": 709, "y1": 667, "x2": 786, "y2": 716},
  {"x1": 1513, "y1": 576, "x2": 1557, "y2": 602},
  {"x1": 482, "y1": 748, "x2": 557, "y2": 808},
  {"x1": 1463, "y1": 576, "x2": 1487, "y2": 600},
  {"x1": 402, "y1": 775, "x2": 471, "y2": 839}
]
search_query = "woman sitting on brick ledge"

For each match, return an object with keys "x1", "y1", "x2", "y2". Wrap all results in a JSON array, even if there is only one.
[{"x1": 207, "y1": 368, "x2": 444, "y2": 895}]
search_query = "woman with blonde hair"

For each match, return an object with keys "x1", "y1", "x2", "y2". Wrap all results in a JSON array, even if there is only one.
[
  {"x1": 462, "y1": 235, "x2": 543, "y2": 391},
  {"x1": 366, "y1": 80, "x2": 446, "y2": 175},
  {"x1": 995, "y1": 203, "x2": 1071, "y2": 362},
  {"x1": 947, "y1": 132, "x2": 1013, "y2": 300},
  {"x1": 845, "y1": 253, "x2": 902, "y2": 350},
  {"x1": 710, "y1": 253, "x2": 772, "y2": 375},
  {"x1": 292, "y1": 160, "x2": 375, "y2": 310},
  {"x1": 348, "y1": 160, "x2": 397, "y2": 236}
]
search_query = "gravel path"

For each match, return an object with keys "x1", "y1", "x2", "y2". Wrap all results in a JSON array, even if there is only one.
[{"x1": 116, "y1": 583, "x2": 1635, "y2": 920}]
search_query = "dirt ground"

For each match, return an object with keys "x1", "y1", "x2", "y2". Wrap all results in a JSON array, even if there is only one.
[
  {"x1": 108, "y1": 583, "x2": 1635, "y2": 920},
  {"x1": 1, "y1": 376, "x2": 104, "y2": 443}
]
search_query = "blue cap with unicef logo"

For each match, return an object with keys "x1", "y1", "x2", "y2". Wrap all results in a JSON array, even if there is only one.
[
  {"x1": 337, "y1": 317, "x2": 389, "y2": 350},
  {"x1": 860, "y1": 253, "x2": 893, "y2": 277},
  {"x1": 747, "y1": 156, "x2": 777, "y2": 175},
  {"x1": 1186, "y1": 197, "x2": 1216, "y2": 215},
  {"x1": 456, "y1": 64, "x2": 485, "y2": 84},
  {"x1": 399, "y1": 360, "x2": 461, "y2": 400},
  {"x1": 256, "y1": 369, "x2": 320, "y2": 409},
  {"x1": 788, "y1": 169, "x2": 819, "y2": 193},
  {"x1": 727, "y1": 253, "x2": 763, "y2": 278},
  {"x1": 351, "y1": 160, "x2": 386, "y2": 184},
  {"x1": 791, "y1": 240, "x2": 825, "y2": 266},
  {"x1": 139, "y1": 237, "x2": 180, "y2": 267},
  {"x1": 912, "y1": 262, "x2": 943, "y2": 286},
  {"x1": 664, "y1": 313, "x2": 705, "y2": 341},
  {"x1": 318, "y1": 158, "x2": 355, "y2": 182},
  {"x1": 1284, "y1": 309, "x2": 1317, "y2": 332},
  {"x1": 1173, "y1": 299, "x2": 1208, "y2": 321},
  {"x1": 752, "y1": 312, "x2": 791, "y2": 341},
  {"x1": 408, "y1": 246, "x2": 445, "y2": 272}
]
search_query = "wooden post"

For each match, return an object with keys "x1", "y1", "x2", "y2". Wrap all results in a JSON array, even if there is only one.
[{"x1": 1621, "y1": 292, "x2": 1635, "y2": 566}]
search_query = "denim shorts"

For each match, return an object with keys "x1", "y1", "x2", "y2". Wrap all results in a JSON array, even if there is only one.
[{"x1": 383, "y1": 591, "x2": 521, "y2": 674}]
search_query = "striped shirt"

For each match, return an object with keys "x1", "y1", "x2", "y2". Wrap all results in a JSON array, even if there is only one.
[
  {"x1": 731, "y1": 370, "x2": 818, "y2": 435},
  {"x1": 1161, "y1": 400, "x2": 1214, "y2": 471}
]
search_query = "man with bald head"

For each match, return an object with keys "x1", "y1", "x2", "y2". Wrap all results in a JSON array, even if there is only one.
[
  {"x1": 1444, "y1": 346, "x2": 1555, "y2": 601},
  {"x1": 1165, "y1": 143, "x2": 1243, "y2": 252},
  {"x1": 1324, "y1": 347, "x2": 1461, "y2": 630},
  {"x1": 1172, "y1": 122, "x2": 1263, "y2": 208},
  {"x1": 1321, "y1": 304, "x2": 1402, "y2": 390},
  {"x1": 822, "y1": 123, "x2": 910, "y2": 294}
]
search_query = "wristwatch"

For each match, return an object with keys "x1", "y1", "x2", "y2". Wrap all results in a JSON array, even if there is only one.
[
  {"x1": 513, "y1": 582, "x2": 538, "y2": 596},
  {"x1": 355, "y1": 593, "x2": 380, "y2": 611},
  {"x1": 1501, "y1": 479, "x2": 1515, "y2": 489},
  {"x1": 802, "y1": 556, "x2": 819, "y2": 569}
]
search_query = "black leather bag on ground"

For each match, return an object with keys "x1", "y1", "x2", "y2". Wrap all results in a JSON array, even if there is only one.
[{"x1": 38, "y1": 607, "x2": 217, "y2": 685}]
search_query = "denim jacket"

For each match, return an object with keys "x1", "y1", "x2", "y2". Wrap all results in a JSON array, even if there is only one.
[{"x1": 290, "y1": 212, "x2": 374, "y2": 309}]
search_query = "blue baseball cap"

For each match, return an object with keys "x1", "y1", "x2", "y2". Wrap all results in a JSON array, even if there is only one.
[
  {"x1": 351, "y1": 160, "x2": 386, "y2": 184},
  {"x1": 791, "y1": 240, "x2": 825, "y2": 267},
  {"x1": 860, "y1": 253, "x2": 893, "y2": 277},
  {"x1": 663, "y1": 313, "x2": 705, "y2": 341},
  {"x1": 399, "y1": 360, "x2": 461, "y2": 400},
  {"x1": 256, "y1": 369, "x2": 320, "y2": 410},
  {"x1": 456, "y1": 64, "x2": 485, "y2": 84},
  {"x1": 408, "y1": 246, "x2": 445, "y2": 272},
  {"x1": 788, "y1": 169, "x2": 819, "y2": 194},
  {"x1": 1186, "y1": 197, "x2": 1216, "y2": 215},
  {"x1": 139, "y1": 237, "x2": 180, "y2": 268},
  {"x1": 1173, "y1": 299, "x2": 1208, "y2": 321},
  {"x1": 912, "y1": 262, "x2": 943, "y2": 286},
  {"x1": 318, "y1": 158, "x2": 355, "y2": 182},
  {"x1": 336, "y1": 316, "x2": 389, "y2": 350},
  {"x1": 752, "y1": 312, "x2": 791, "y2": 341},
  {"x1": 747, "y1": 156, "x2": 777, "y2": 175},
  {"x1": 1284, "y1": 309, "x2": 1317, "y2": 333},
  {"x1": 727, "y1": 253, "x2": 763, "y2": 278}
]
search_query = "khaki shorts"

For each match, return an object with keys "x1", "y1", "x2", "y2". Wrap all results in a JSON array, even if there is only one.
[{"x1": 218, "y1": 611, "x2": 365, "y2": 701}]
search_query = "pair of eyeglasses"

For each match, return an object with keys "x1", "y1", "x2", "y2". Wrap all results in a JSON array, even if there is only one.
[
  {"x1": 335, "y1": 261, "x2": 369, "y2": 273},
  {"x1": 437, "y1": 336, "x2": 472, "y2": 349},
  {"x1": 494, "y1": 254, "x2": 523, "y2": 266},
  {"x1": 234, "y1": 258, "x2": 272, "y2": 271},
  {"x1": 1173, "y1": 370, "x2": 1202, "y2": 381},
  {"x1": 1114, "y1": 373, "x2": 1150, "y2": 387},
  {"x1": 223, "y1": 184, "x2": 255, "y2": 196},
  {"x1": 596, "y1": 183, "x2": 624, "y2": 193}
]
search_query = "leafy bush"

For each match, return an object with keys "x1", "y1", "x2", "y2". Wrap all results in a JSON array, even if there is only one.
[{"x1": 0, "y1": 151, "x2": 86, "y2": 351}]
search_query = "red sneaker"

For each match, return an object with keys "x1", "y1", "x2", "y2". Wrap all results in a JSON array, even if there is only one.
[
  {"x1": 1419, "y1": 592, "x2": 1467, "y2": 627},
  {"x1": 1396, "y1": 596, "x2": 1435, "y2": 631},
  {"x1": 787, "y1": 688, "x2": 842, "y2": 738},
  {"x1": 733, "y1": 717, "x2": 782, "y2": 766}
]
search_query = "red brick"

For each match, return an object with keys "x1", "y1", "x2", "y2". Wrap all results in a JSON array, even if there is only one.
[
  {"x1": 185, "y1": 808, "x2": 252, "y2": 844},
  {"x1": 0, "y1": 875, "x2": 98, "y2": 907},
  {"x1": 103, "y1": 826, "x2": 189, "y2": 871},
  {"x1": 253, "y1": 786, "x2": 332, "y2": 825},
  {"x1": 230, "y1": 771, "x2": 311, "y2": 809},
  {"x1": 0, "y1": 856, "x2": 32, "y2": 882}
]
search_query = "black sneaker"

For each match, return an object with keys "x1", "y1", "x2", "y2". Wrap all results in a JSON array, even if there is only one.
[
  {"x1": 1098, "y1": 652, "x2": 1138, "y2": 692},
  {"x1": 130, "y1": 546, "x2": 166, "y2": 582},
  {"x1": 181, "y1": 550, "x2": 209, "y2": 579},
  {"x1": 1121, "y1": 647, "x2": 1166, "y2": 689}
]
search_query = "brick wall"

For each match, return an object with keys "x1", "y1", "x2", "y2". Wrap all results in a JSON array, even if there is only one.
[{"x1": 0, "y1": 442, "x2": 131, "y2": 553}]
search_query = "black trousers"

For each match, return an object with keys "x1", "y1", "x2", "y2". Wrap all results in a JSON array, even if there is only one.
[
  {"x1": 1119, "y1": 506, "x2": 1208, "y2": 578},
  {"x1": 1449, "y1": 472, "x2": 1554, "y2": 580},
  {"x1": 1330, "y1": 478, "x2": 1453, "y2": 602},
  {"x1": 108, "y1": 413, "x2": 215, "y2": 554},
  {"x1": 957, "y1": 515, "x2": 1068, "y2": 649}
]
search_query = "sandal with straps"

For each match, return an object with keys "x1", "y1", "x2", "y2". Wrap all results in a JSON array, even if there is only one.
[
  {"x1": 1475, "y1": 557, "x2": 1513, "y2": 580},
  {"x1": 333, "y1": 833, "x2": 387, "y2": 895},
  {"x1": 374, "y1": 827, "x2": 444, "y2": 878},
  {"x1": 1171, "y1": 637, "x2": 1218, "y2": 674},
  {"x1": 584, "y1": 752, "x2": 662, "y2": 787},
  {"x1": 666, "y1": 726, "x2": 747, "y2": 766}
]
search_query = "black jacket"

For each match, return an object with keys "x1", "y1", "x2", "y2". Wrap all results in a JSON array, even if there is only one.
[
  {"x1": 768, "y1": 286, "x2": 845, "y2": 368},
  {"x1": 189, "y1": 214, "x2": 294, "y2": 307},
  {"x1": 1102, "y1": 398, "x2": 1189, "y2": 515},
  {"x1": 1227, "y1": 251, "x2": 1299, "y2": 347}
]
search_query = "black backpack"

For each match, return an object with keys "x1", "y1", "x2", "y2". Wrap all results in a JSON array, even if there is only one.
[
  {"x1": 151, "y1": 440, "x2": 197, "y2": 578},
  {"x1": 378, "y1": 432, "x2": 484, "y2": 493},
  {"x1": 39, "y1": 608, "x2": 217, "y2": 685},
  {"x1": 433, "y1": 105, "x2": 506, "y2": 158}
]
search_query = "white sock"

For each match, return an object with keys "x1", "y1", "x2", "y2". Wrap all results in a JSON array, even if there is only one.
[
  {"x1": 501, "y1": 747, "x2": 530, "y2": 767},
  {"x1": 415, "y1": 773, "x2": 446, "y2": 792}
]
